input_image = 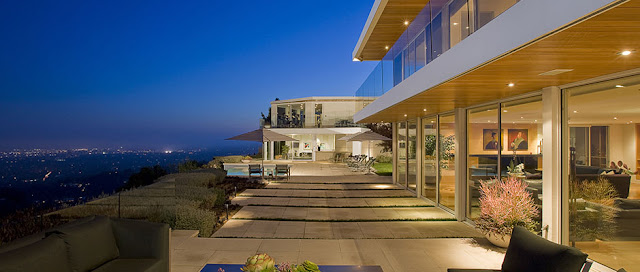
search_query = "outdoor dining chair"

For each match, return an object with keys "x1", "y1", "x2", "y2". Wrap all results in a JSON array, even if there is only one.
[
  {"x1": 275, "y1": 164, "x2": 290, "y2": 180},
  {"x1": 248, "y1": 164, "x2": 263, "y2": 178}
]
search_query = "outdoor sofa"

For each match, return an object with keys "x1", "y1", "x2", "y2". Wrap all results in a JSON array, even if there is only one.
[
  {"x1": 448, "y1": 226, "x2": 590, "y2": 272},
  {"x1": 0, "y1": 216, "x2": 169, "y2": 272}
]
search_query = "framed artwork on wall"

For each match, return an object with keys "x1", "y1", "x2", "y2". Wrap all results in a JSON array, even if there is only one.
[
  {"x1": 508, "y1": 129, "x2": 528, "y2": 151},
  {"x1": 483, "y1": 129, "x2": 503, "y2": 150}
]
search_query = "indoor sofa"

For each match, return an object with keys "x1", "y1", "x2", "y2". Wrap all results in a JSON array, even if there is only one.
[{"x1": 0, "y1": 216, "x2": 170, "y2": 272}]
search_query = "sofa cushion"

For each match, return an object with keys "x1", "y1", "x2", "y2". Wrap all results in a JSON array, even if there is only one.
[
  {"x1": 502, "y1": 226, "x2": 587, "y2": 272},
  {"x1": 0, "y1": 234, "x2": 71, "y2": 272},
  {"x1": 92, "y1": 259, "x2": 163, "y2": 272},
  {"x1": 54, "y1": 216, "x2": 120, "y2": 272}
]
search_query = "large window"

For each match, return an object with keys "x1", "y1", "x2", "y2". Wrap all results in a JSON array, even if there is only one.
[
  {"x1": 393, "y1": 53, "x2": 403, "y2": 86},
  {"x1": 439, "y1": 114, "x2": 456, "y2": 210},
  {"x1": 449, "y1": 0, "x2": 470, "y2": 48},
  {"x1": 467, "y1": 105, "x2": 499, "y2": 219},
  {"x1": 475, "y1": 0, "x2": 518, "y2": 29},
  {"x1": 431, "y1": 13, "x2": 445, "y2": 60},
  {"x1": 415, "y1": 31, "x2": 426, "y2": 71},
  {"x1": 397, "y1": 122, "x2": 408, "y2": 186},
  {"x1": 408, "y1": 120, "x2": 418, "y2": 191},
  {"x1": 423, "y1": 117, "x2": 438, "y2": 203},
  {"x1": 565, "y1": 75, "x2": 640, "y2": 270}
]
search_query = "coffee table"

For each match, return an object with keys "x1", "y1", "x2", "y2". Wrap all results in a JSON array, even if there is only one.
[{"x1": 201, "y1": 264, "x2": 384, "y2": 272}]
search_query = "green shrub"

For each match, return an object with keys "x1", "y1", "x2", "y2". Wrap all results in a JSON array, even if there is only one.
[
  {"x1": 178, "y1": 160, "x2": 203, "y2": 172},
  {"x1": 175, "y1": 204, "x2": 216, "y2": 237},
  {"x1": 213, "y1": 188, "x2": 226, "y2": 207},
  {"x1": 376, "y1": 154, "x2": 392, "y2": 163}
]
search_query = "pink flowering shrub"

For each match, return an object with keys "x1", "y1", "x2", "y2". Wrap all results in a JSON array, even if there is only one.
[{"x1": 475, "y1": 177, "x2": 539, "y2": 236}]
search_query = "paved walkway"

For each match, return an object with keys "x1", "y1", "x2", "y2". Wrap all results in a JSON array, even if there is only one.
[{"x1": 217, "y1": 174, "x2": 482, "y2": 239}]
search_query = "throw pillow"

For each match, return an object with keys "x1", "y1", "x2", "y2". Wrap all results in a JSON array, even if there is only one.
[
  {"x1": 54, "y1": 216, "x2": 120, "y2": 272},
  {"x1": 0, "y1": 234, "x2": 71, "y2": 272},
  {"x1": 502, "y1": 226, "x2": 588, "y2": 272}
]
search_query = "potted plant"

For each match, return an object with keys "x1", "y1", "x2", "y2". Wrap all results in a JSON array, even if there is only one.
[{"x1": 475, "y1": 177, "x2": 539, "y2": 247}]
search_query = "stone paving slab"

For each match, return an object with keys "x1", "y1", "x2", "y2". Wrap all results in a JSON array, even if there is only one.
[
  {"x1": 212, "y1": 220, "x2": 483, "y2": 239},
  {"x1": 231, "y1": 197, "x2": 434, "y2": 207},
  {"x1": 265, "y1": 183, "x2": 401, "y2": 190},
  {"x1": 232, "y1": 206, "x2": 454, "y2": 221},
  {"x1": 272, "y1": 175, "x2": 393, "y2": 184},
  {"x1": 240, "y1": 189, "x2": 414, "y2": 198}
]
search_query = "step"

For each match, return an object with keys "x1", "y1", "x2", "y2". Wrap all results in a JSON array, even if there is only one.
[
  {"x1": 239, "y1": 189, "x2": 415, "y2": 198},
  {"x1": 231, "y1": 206, "x2": 454, "y2": 221},
  {"x1": 231, "y1": 196, "x2": 434, "y2": 208},
  {"x1": 264, "y1": 183, "x2": 400, "y2": 190}
]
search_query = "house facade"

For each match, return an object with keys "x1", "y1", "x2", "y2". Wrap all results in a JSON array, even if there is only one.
[
  {"x1": 262, "y1": 96, "x2": 383, "y2": 161},
  {"x1": 352, "y1": 0, "x2": 640, "y2": 270}
]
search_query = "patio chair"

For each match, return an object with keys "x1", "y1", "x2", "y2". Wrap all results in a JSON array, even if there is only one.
[
  {"x1": 275, "y1": 164, "x2": 290, "y2": 180},
  {"x1": 248, "y1": 164, "x2": 263, "y2": 178}
]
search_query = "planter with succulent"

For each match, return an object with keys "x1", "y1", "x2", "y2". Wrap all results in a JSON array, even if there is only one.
[
  {"x1": 237, "y1": 253, "x2": 321, "y2": 272},
  {"x1": 475, "y1": 177, "x2": 539, "y2": 247}
]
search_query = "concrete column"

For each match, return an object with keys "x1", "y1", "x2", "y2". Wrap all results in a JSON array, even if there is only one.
[
  {"x1": 542, "y1": 86, "x2": 563, "y2": 243},
  {"x1": 454, "y1": 108, "x2": 468, "y2": 221},
  {"x1": 305, "y1": 102, "x2": 315, "y2": 128},
  {"x1": 415, "y1": 117, "x2": 423, "y2": 198},
  {"x1": 263, "y1": 142, "x2": 267, "y2": 161},
  {"x1": 269, "y1": 141, "x2": 275, "y2": 161}
]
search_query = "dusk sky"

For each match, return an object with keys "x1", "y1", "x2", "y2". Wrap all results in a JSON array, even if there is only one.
[{"x1": 0, "y1": 1, "x2": 377, "y2": 151}]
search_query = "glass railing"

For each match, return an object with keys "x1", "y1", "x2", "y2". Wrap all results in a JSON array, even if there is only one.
[{"x1": 355, "y1": 0, "x2": 519, "y2": 97}]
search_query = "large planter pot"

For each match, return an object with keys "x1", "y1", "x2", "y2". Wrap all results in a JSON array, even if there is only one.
[
  {"x1": 241, "y1": 159, "x2": 251, "y2": 163},
  {"x1": 486, "y1": 232, "x2": 512, "y2": 248}
]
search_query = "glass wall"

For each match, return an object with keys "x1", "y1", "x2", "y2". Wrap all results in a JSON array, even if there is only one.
[
  {"x1": 423, "y1": 117, "x2": 438, "y2": 203},
  {"x1": 449, "y1": 0, "x2": 470, "y2": 48},
  {"x1": 502, "y1": 96, "x2": 543, "y2": 232},
  {"x1": 565, "y1": 75, "x2": 640, "y2": 270},
  {"x1": 408, "y1": 120, "x2": 418, "y2": 191},
  {"x1": 475, "y1": 0, "x2": 518, "y2": 30},
  {"x1": 397, "y1": 122, "x2": 408, "y2": 186},
  {"x1": 467, "y1": 105, "x2": 499, "y2": 219},
  {"x1": 276, "y1": 104, "x2": 305, "y2": 128},
  {"x1": 355, "y1": 0, "x2": 519, "y2": 98},
  {"x1": 439, "y1": 114, "x2": 457, "y2": 210}
]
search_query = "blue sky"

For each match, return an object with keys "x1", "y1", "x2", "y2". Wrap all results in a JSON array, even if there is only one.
[{"x1": 0, "y1": 0, "x2": 376, "y2": 151}]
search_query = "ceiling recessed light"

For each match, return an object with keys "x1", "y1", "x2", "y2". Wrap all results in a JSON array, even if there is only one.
[
  {"x1": 573, "y1": 110, "x2": 578, "y2": 113},
  {"x1": 614, "y1": 117, "x2": 618, "y2": 120},
  {"x1": 453, "y1": 22, "x2": 458, "y2": 26},
  {"x1": 404, "y1": 114, "x2": 407, "y2": 117},
  {"x1": 534, "y1": 120, "x2": 538, "y2": 122},
  {"x1": 520, "y1": 116, "x2": 524, "y2": 119},
  {"x1": 616, "y1": 85, "x2": 624, "y2": 88},
  {"x1": 508, "y1": 83, "x2": 515, "y2": 87},
  {"x1": 431, "y1": 121, "x2": 434, "y2": 123},
  {"x1": 621, "y1": 50, "x2": 632, "y2": 56},
  {"x1": 503, "y1": 110, "x2": 508, "y2": 113},
  {"x1": 385, "y1": 45, "x2": 389, "y2": 50},
  {"x1": 404, "y1": 20, "x2": 410, "y2": 26},
  {"x1": 423, "y1": 108, "x2": 427, "y2": 112}
]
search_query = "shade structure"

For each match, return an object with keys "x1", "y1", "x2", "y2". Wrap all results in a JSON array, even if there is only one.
[
  {"x1": 226, "y1": 129, "x2": 297, "y2": 142},
  {"x1": 345, "y1": 131, "x2": 391, "y2": 158},
  {"x1": 345, "y1": 131, "x2": 391, "y2": 142}
]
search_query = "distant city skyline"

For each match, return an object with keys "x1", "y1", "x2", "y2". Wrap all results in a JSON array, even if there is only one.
[{"x1": 0, "y1": 0, "x2": 377, "y2": 150}]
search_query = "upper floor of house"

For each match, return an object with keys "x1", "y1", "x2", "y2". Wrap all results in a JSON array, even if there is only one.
[{"x1": 263, "y1": 97, "x2": 376, "y2": 129}]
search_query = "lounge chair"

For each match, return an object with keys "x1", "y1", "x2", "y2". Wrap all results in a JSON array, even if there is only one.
[
  {"x1": 248, "y1": 164, "x2": 263, "y2": 178},
  {"x1": 275, "y1": 164, "x2": 290, "y2": 180}
]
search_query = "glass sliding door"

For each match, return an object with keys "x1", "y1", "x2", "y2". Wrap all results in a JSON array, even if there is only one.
[
  {"x1": 408, "y1": 120, "x2": 418, "y2": 191},
  {"x1": 397, "y1": 122, "x2": 408, "y2": 186},
  {"x1": 439, "y1": 114, "x2": 456, "y2": 210},
  {"x1": 565, "y1": 75, "x2": 640, "y2": 270},
  {"x1": 423, "y1": 117, "x2": 438, "y2": 203},
  {"x1": 467, "y1": 105, "x2": 499, "y2": 219},
  {"x1": 502, "y1": 96, "x2": 543, "y2": 233}
]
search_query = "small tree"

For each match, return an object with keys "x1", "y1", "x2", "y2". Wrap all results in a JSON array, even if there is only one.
[
  {"x1": 178, "y1": 160, "x2": 203, "y2": 173},
  {"x1": 366, "y1": 123, "x2": 392, "y2": 153}
]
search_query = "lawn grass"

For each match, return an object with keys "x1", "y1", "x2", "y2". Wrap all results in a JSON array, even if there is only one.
[{"x1": 373, "y1": 162, "x2": 392, "y2": 176}]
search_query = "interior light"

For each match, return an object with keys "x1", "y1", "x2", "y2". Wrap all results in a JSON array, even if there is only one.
[
  {"x1": 404, "y1": 20, "x2": 410, "y2": 26},
  {"x1": 616, "y1": 85, "x2": 624, "y2": 88},
  {"x1": 621, "y1": 50, "x2": 632, "y2": 56},
  {"x1": 534, "y1": 120, "x2": 538, "y2": 122},
  {"x1": 573, "y1": 110, "x2": 578, "y2": 113},
  {"x1": 453, "y1": 22, "x2": 458, "y2": 26},
  {"x1": 431, "y1": 121, "x2": 434, "y2": 123},
  {"x1": 508, "y1": 83, "x2": 515, "y2": 87},
  {"x1": 503, "y1": 110, "x2": 508, "y2": 112}
]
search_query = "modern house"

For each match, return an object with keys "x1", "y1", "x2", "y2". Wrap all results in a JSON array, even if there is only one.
[
  {"x1": 261, "y1": 96, "x2": 384, "y2": 161},
  {"x1": 351, "y1": 0, "x2": 640, "y2": 270}
]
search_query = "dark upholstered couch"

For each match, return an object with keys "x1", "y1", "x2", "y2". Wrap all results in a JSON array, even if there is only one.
[
  {"x1": 574, "y1": 165, "x2": 631, "y2": 198},
  {"x1": 449, "y1": 226, "x2": 590, "y2": 272},
  {"x1": 0, "y1": 216, "x2": 170, "y2": 272}
]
